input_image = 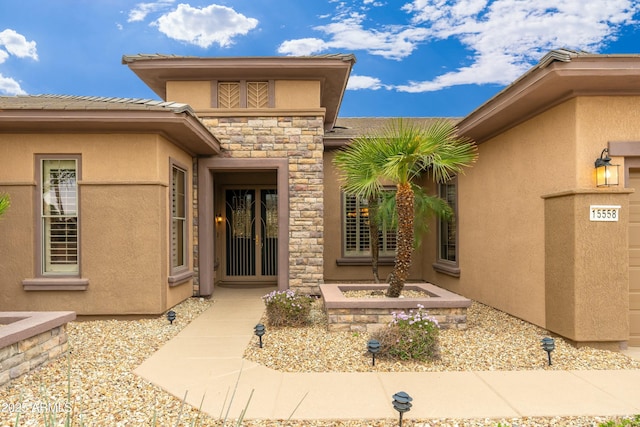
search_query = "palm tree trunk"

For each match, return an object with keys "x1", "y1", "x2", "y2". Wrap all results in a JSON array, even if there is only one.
[
  {"x1": 386, "y1": 182, "x2": 414, "y2": 297},
  {"x1": 368, "y1": 195, "x2": 380, "y2": 283}
]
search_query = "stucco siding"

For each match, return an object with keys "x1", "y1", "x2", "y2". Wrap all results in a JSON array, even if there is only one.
[
  {"x1": 428, "y1": 100, "x2": 580, "y2": 328},
  {"x1": 0, "y1": 132, "x2": 192, "y2": 315}
]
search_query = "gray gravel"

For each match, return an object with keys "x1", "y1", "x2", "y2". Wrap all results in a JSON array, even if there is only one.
[{"x1": 0, "y1": 296, "x2": 638, "y2": 427}]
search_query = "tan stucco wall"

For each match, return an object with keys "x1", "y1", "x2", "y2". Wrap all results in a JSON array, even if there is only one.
[
  {"x1": 427, "y1": 100, "x2": 579, "y2": 327},
  {"x1": 163, "y1": 79, "x2": 321, "y2": 111},
  {"x1": 166, "y1": 81, "x2": 212, "y2": 110},
  {"x1": 0, "y1": 133, "x2": 194, "y2": 315},
  {"x1": 544, "y1": 190, "x2": 630, "y2": 344},
  {"x1": 422, "y1": 95, "x2": 640, "y2": 345},
  {"x1": 275, "y1": 80, "x2": 320, "y2": 109}
]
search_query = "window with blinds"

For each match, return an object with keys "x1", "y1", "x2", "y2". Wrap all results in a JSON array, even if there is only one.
[
  {"x1": 217, "y1": 81, "x2": 270, "y2": 108},
  {"x1": 171, "y1": 165, "x2": 187, "y2": 270},
  {"x1": 41, "y1": 159, "x2": 78, "y2": 274},
  {"x1": 343, "y1": 193, "x2": 396, "y2": 257},
  {"x1": 439, "y1": 179, "x2": 457, "y2": 263}
]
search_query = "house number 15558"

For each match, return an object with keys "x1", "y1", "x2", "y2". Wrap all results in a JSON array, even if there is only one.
[{"x1": 590, "y1": 205, "x2": 620, "y2": 222}]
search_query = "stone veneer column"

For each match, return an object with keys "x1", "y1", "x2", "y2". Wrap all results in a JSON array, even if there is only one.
[{"x1": 198, "y1": 116, "x2": 324, "y2": 294}]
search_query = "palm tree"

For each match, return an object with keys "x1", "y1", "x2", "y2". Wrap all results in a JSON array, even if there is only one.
[
  {"x1": 0, "y1": 193, "x2": 9, "y2": 218},
  {"x1": 334, "y1": 119, "x2": 477, "y2": 297}
]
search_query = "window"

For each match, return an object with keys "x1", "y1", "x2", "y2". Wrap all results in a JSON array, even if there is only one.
[
  {"x1": 215, "y1": 81, "x2": 273, "y2": 108},
  {"x1": 171, "y1": 164, "x2": 188, "y2": 271},
  {"x1": 434, "y1": 177, "x2": 460, "y2": 276},
  {"x1": 40, "y1": 157, "x2": 79, "y2": 275},
  {"x1": 343, "y1": 193, "x2": 396, "y2": 257}
]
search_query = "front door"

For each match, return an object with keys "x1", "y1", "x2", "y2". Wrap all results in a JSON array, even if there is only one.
[{"x1": 223, "y1": 188, "x2": 278, "y2": 283}]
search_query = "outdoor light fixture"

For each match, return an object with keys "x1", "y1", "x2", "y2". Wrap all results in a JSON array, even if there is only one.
[
  {"x1": 367, "y1": 339, "x2": 381, "y2": 366},
  {"x1": 215, "y1": 213, "x2": 223, "y2": 224},
  {"x1": 541, "y1": 336, "x2": 555, "y2": 366},
  {"x1": 254, "y1": 323, "x2": 266, "y2": 348},
  {"x1": 392, "y1": 391, "x2": 413, "y2": 427},
  {"x1": 595, "y1": 148, "x2": 619, "y2": 187},
  {"x1": 167, "y1": 310, "x2": 176, "y2": 325}
]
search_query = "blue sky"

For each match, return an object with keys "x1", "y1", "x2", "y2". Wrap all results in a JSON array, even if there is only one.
[{"x1": 0, "y1": 0, "x2": 639, "y2": 118}]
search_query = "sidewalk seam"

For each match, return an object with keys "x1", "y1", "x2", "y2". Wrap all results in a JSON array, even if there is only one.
[{"x1": 473, "y1": 371, "x2": 523, "y2": 417}]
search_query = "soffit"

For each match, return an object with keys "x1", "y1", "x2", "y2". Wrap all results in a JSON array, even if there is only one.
[
  {"x1": 457, "y1": 51, "x2": 640, "y2": 144},
  {"x1": 0, "y1": 95, "x2": 221, "y2": 156},
  {"x1": 122, "y1": 54, "x2": 356, "y2": 131}
]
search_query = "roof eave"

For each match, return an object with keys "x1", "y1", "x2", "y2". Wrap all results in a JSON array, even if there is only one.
[
  {"x1": 123, "y1": 54, "x2": 356, "y2": 132},
  {"x1": 0, "y1": 110, "x2": 221, "y2": 156},
  {"x1": 457, "y1": 52, "x2": 640, "y2": 143}
]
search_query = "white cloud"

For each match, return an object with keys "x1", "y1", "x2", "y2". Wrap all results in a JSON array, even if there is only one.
[
  {"x1": 277, "y1": 38, "x2": 327, "y2": 56},
  {"x1": 154, "y1": 4, "x2": 258, "y2": 48},
  {"x1": 0, "y1": 29, "x2": 38, "y2": 95},
  {"x1": 0, "y1": 29, "x2": 38, "y2": 60},
  {"x1": 347, "y1": 75, "x2": 389, "y2": 90},
  {"x1": 128, "y1": 0, "x2": 175, "y2": 22},
  {"x1": 279, "y1": 12, "x2": 428, "y2": 60},
  {"x1": 396, "y1": 0, "x2": 640, "y2": 92},
  {"x1": 279, "y1": 0, "x2": 639, "y2": 92},
  {"x1": 0, "y1": 73, "x2": 26, "y2": 95}
]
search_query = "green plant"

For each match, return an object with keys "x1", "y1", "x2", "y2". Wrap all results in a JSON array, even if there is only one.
[
  {"x1": 371, "y1": 304, "x2": 440, "y2": 361},
  {"x1": 333, "y1": 119, "x2": 477, "y2": 297},
  {"x1": 599, "y1": 415, "x2": 640, "y2": 427},
  {"x1": 0, "y1": 192, "x2": 10, "y2": 218},
  {"x1": 262, "y1": 290, "x2": 313, "y2": 327}
]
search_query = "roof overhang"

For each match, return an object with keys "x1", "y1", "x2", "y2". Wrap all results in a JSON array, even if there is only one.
[
  {"x1": 0, "y1": 109, "x2": 221, "y2": 156},
  {"x1": 457, "y1": 51, "x2": 640, "y2": 144},
  {"x1": 122, "y1": 54, "x2": 356, "y2": 131}
]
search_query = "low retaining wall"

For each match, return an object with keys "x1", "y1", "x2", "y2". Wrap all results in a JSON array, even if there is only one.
[
  {"x1": 320, "y1": 283, "x2": 471, "y2": 333},
  {"x1": 0, "y1": 311, "x2": 76, "y2": 387}
]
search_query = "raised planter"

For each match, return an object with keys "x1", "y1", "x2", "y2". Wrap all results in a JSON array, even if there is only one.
[
  {"x1": 320, "y1": 283, "x2": 471, "y2": 333},
  {"x1": 0, "y1": 311, "x2": 76, "y2": 386}
]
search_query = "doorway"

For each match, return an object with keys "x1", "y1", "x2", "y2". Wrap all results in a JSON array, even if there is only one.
[{"x1": 223, "y1": 188, "x2": 278, "y2": 283}]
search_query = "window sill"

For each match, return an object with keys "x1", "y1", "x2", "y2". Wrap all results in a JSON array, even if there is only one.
[
  {"x1": 432, "y1": 262, "x2": 461, "y2": 277},
  {"x1": 336, "y1": 257, "x2": 395, "y2": 266},
  {"x1": 168, "y1": 270, "x2": 194, "y2": 287},
  {"x1": 22, "y1": 277, "x2": 89, "y2": 291}
]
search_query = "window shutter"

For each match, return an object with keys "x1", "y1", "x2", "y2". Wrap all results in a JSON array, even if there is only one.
[
  {"x1": 247, "y1": 82, "x2": 269, "y2": 108},
  {"x1": 218, "y1": 82, "x2": 240, "y2": 108}
]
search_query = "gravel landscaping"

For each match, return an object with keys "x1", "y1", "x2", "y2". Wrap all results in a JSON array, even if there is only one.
[{"x1": 0, "y1": 294, "x2": 639, "y2": 427}]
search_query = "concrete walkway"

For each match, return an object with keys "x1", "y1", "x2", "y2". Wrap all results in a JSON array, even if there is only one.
[{"x1": 135, "y1": 286, "x2": 640, "y2": 422}]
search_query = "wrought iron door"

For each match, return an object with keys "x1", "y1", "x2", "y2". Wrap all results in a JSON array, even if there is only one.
[{"x1": 224, "y1": 188, "x2": 278, "y2": 281}]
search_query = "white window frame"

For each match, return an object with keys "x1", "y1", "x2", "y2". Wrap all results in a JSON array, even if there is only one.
[{"x1": 39, "y1": 156, "x2": 80, "y2": 276}]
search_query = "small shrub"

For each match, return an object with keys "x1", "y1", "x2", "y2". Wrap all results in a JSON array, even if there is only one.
[
  {"x1": 371, "y1": 304, "x2": 439, "y2": 361},
  {"x1": 599, "y1": 416, "x2": 640, "y2": 427},
  {"x1": 262, "y1": 290, "x2": 313, "y2": 327}
]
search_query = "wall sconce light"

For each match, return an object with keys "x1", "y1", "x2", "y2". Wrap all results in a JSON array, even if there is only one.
[
  {"x1": 595, "y1": 148, "x2": 619, "y2": 187},
  {"x1": 215, "y1": 213, "x2": 223, "y2": 224}
]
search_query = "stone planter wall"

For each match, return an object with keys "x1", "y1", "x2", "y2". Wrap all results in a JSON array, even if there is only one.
[
  {"x1": 320, "y1": 283, "x2": 471, "y2": 333},
  {"x1": 0, "y1": 311, "x2": 75, "y2": 386}
]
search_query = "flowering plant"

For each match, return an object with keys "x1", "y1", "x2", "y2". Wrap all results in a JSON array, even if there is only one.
[
  {"x1": 371, "y1": 304, "x2": 440, "y2": 361},
  {"x1": 262, "y1": 290, "x2": 313, "y2": 327}
]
